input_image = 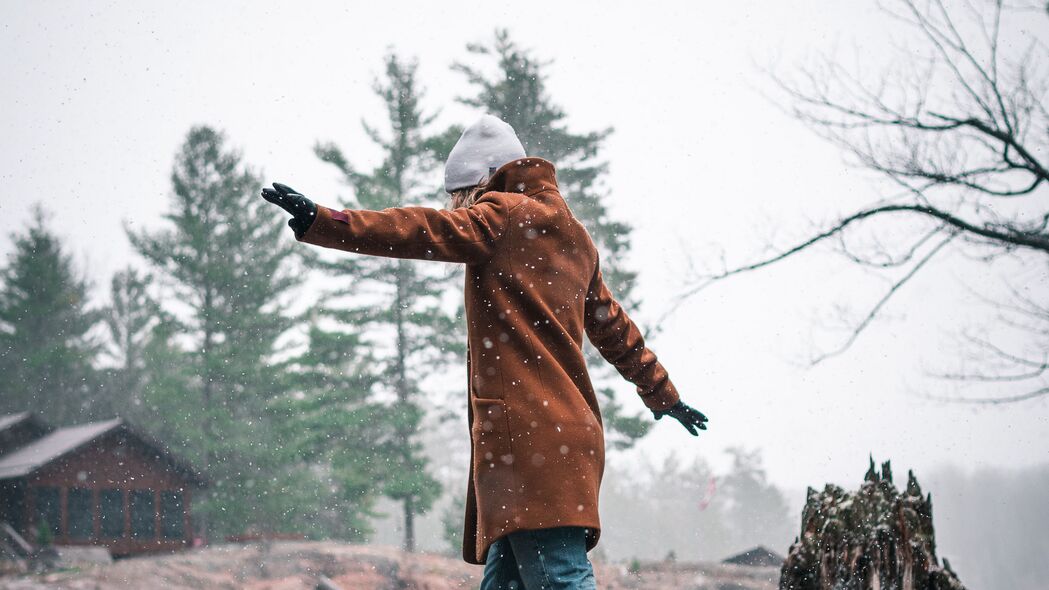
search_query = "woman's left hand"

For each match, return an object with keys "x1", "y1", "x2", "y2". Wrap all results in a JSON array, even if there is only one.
[{"x1": 652, "y1": 400, "x2": 709, "y2": 436}]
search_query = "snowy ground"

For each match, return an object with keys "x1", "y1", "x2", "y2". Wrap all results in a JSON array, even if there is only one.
[{"x1": 0, "y1": 540, "x2": 778, "y2": 590}]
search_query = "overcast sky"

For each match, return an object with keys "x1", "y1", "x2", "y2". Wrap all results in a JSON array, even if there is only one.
[{"x1": 1, "y1": 0, "x2": 1045, "y2": 493}]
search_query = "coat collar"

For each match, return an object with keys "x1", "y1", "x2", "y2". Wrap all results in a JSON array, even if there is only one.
[{"x1": 485, "y1": 157, "x2": 559, "y2": 196}]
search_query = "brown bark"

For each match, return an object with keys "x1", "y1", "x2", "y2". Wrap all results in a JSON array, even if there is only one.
[{"x1": 779, "y1": 458, "x2": 966, "y2": 590}]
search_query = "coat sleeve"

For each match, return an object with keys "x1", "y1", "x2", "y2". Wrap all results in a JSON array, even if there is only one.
[
  {"x1": 583, "y1": 258, "x2": 681, "y2": 412},
  {"x1": 296, "y1": 191, "x2": 526, "y2": 264}
]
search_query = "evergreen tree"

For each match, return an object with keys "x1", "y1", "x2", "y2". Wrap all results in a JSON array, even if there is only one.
[
  {"x1": 127, "y1": 125, "x2": 300, "y2": 538},
  {"x1": 720, "y1": 446, "x2": 792, "y2": 552},
  {"x1": 440, "y1": 490, "x2": 467, "y2": 557},
  {"x1": 133, "y1": 314, "x2": 197, "y2": 453},
  {"x1": 95, "y1": 268, "x2": 200, "y2": 455},
  {"x1": 95, "y1": 266, "x2": 163, "y2": 420},
  {"x1": 314, "y1": 52, "x2": 456, "y2": 552},
  {"x1": 453, "y1": 30, "x2": 650, "y2": 449},
  {"x1": 267, "y1": 317, "x2": 390, "y2": 540},
  {"x1": 0, "y1": 204, "x2": 100, "y2": 424},
  {"x1": 600, "y1": 450, "x2": 729, "y2": 561}
]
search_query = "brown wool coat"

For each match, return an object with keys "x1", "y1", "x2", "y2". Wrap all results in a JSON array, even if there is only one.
[{"x1": 296, "y1": 156, "x2": 680, "y2": 564}]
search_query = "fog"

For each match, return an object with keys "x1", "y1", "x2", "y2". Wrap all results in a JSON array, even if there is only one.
[{"x1": 1, "y1": 1, "x2": 1046, "y2": 588}]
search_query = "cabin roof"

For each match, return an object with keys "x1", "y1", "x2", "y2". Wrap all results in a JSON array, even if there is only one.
[
  {"x1": 0, "y1": 412, "x2": 38, "y2": 432},
  {"x1": 0, "y1": 418, "x2": 123, "y2": 479},
  {"x1": 722, "y1": 545, "x2": 785, "y2": 567},
  {"x1": 0, "y1": 416, "x2": 208, "y2": 487}
]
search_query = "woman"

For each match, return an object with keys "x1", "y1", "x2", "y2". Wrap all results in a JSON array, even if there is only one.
[{"x1": 262, "y1": 114, "x2": 708, "y2": 590}]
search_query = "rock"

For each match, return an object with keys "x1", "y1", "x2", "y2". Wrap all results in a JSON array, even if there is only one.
[
  {"x1": 315, "y1": 575, "x2": 343, "y2": 590},
  {"x1": 53, "y1": 547, "x2": 113, "y2": 567}
]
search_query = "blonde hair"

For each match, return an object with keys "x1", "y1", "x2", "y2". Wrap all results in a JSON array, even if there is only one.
[{"x1": 446, "y1": 176, "x2": 491, "y2": 210}]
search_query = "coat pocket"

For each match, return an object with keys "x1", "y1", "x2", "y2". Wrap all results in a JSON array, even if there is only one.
[{"x1": 471, "y1": 397, "x2": 515, "y2": 469}]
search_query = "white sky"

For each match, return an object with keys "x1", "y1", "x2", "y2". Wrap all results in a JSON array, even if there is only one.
[{"x1": 1, "y1": 0, "x2": 1045, "y2": 493}]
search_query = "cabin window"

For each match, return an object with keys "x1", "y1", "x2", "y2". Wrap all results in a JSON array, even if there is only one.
[
  {"x1": 67, "y1": 488, "x2": 93, "y2": 539},
  {"x1": 130, "y1": 489, "x2": 155, "y2": 539},
  {"x1": 33, "y1": 487, "x2": 60, "y2": 539},
  {"x1": 160, "y1": 491, "x2": 184, "y2": 539},
  {"x1": 99, "y1": 489, "x2": 125, "y2": 538},
  {"x1": 0, "y1": 484, "x2": 25, "y2": 530}
]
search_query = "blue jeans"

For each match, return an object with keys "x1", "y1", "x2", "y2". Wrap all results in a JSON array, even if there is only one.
[{"x1": 480, "y1": 526, "x2": 597, "y2": 590}]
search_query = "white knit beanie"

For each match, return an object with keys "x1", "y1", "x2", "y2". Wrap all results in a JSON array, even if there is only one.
[{"x1": 444, "y1": 114, "x2": 527, "y2": 192}]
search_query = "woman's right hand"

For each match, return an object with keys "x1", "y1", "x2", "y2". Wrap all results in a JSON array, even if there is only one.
[{"x1": 260, "y1": 182, "x2": 318, "y2": 238}]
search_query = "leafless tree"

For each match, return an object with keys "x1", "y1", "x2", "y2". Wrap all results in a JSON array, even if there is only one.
[{"x1": 667, "y1": 0, "x2": 1048, "y2": 403}]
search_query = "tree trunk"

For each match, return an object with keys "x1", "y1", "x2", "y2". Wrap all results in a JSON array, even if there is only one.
[
  {"x1": 394, "y1": 260, "x2": 415, "y2": 553},
  {"x1": 404, "y1": 496, "x2": 415, "y2": 554},
  {"x1": 199, "y1": 281, "x2": 213, "y2": 543},
  {"x1": 780, "y1": 458, "x2": 966, "y2": 590}
]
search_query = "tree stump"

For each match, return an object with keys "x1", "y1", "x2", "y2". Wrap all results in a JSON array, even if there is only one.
[{"x1": 779, "y1": 458, "x2": 965, "y2": 590}]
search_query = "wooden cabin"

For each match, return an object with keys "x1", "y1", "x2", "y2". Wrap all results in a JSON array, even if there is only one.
[
  {"x1": 722, "y1": 545, "x2": 786, "y2": 567},
  {"x1": 0, "y1": 412, "x2": 208, "y2": 557}
]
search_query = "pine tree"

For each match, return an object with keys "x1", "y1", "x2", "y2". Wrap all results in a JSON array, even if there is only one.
[
  {"x1": 313, "y1": 52, "x2": 456, "y2": 552},
  {"x1": 453, "y1": 30, "x2": 650, "y2": 449},
  {"x1": 0, "y1": 204, "x2": 101, "y2": 424},
  {"x1": 127, "y1": 125, "x2": 300, "y2": 538},
  {"x1": 267, "y1": 317, "x2": 390, "y2": 540},
  {"x1": 600, "y1": 451, "x2": 731, "y2": 561},
  {"x1": 133, "y1": 314, "x2": 196, "y2": 450},
  {"x1": 440, "y1": 490, "x2": 467, "y2": 557},
  {"x1": 95, "y1": 267, "x2": 163, "y2": 421},
  {"x1": 720, "y1": 446, "x2": 792, "y2": 552}
]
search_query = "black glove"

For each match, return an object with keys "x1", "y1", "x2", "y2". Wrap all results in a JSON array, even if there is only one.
[
  {"x1": 652, "y1": 400, "x2": 708, "y2": 436},
  {"x1": 260, "y1": 182, "x2": 318, "y2": 239}
]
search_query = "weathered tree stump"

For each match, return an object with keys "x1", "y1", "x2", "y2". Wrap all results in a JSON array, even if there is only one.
[{"x1": 779, "y1": 458, "x2": 965, "y2": 590}]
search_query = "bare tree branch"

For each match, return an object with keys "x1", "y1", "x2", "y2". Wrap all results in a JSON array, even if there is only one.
[
  {"x1": 676, "y1": 0, "x2": 1049, "y2": 402},
  {"x1": 922, "y1": 386, "x2": 1049, "y2": 404},
  {"x1": 809, "y1": 231, "x2": 956, "y2": 364}
]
